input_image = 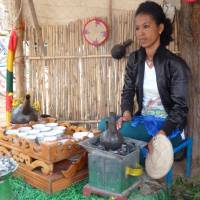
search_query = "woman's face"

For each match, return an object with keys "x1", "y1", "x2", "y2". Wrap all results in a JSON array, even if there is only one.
[{"x1": 135, "y1": 13, "x2": 164, "y2": 49}]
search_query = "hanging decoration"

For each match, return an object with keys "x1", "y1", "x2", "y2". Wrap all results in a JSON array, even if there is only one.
[
  {"x1": 162, "y1": 0, "x2": 176, "y2": 23},
  {"x1": 111, "y1": 39, "x2": 133, "y2": 60},
  {"x1": 83, "y1": 18, "x2": 109, "y2": 46},
  {"x1": 6, "y1": 31, "x2": 17, "y2": 126},
  {"x1": 184, "y1": 0, "x2": 196, "y2": 3}
]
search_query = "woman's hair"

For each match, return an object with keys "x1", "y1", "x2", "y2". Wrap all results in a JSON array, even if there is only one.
[{"x1": 135, "y1": 1, "x2": 173, "y2": 46}]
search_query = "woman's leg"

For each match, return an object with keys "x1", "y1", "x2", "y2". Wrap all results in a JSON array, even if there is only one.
[
  {"x1": 98, "y1": 117, "x2": 184, "y2": 154},
  {"x1": 119, "y1": 121, "x2": 152, "y2": 142},
  {"x1": 98, "y1": 117, "x2": 184, "y2": 144},
  {"x1": 98, "y1": 118, "x2": 151, "y2": 142}
]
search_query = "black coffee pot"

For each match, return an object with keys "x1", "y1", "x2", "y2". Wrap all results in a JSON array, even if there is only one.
[
  {"x1": 11, "y1": 94, "x2": 38, "y2": 124},
  {"x1": 100, "y1": 112, "x2": 124, "y2": 150},
  {"x1": 111, "y1": 39, "x2": 133, "y2": 60}
]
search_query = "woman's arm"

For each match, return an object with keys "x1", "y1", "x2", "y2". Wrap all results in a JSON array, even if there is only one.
[
  {"x1": 161, "y1": 57, "x2": 190, "y2": 135},
  {"x1": 121, "y1": 52, "x2": 138, "y2": 116}
]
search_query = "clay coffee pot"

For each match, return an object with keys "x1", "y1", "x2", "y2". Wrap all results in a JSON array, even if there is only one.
[
  {"x1": 111, "y1": 39, "x2": 133, "y2": 60},
  {"x1": 11, "y1": 94, "x2": 38, "y2": 124},
  {"x1": 100, "y1": 112, "x2": 124, "y2": 150}
]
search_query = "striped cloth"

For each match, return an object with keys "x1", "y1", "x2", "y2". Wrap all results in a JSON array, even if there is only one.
[{"x1": 6, "y1": 31, "x2": 17, "y2": 126}]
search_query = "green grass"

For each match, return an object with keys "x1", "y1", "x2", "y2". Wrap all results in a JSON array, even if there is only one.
[
  {"x1": 170, "y1": 176, "x2": 200, "y2": 200},
  {"x1": 9, "y1": 177, "x2": 169, "y2": 200},
  {"x1": 11, "y1": 177, "x2": 105, "y2": 200}
]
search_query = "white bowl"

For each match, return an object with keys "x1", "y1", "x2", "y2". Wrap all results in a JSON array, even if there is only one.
[
  {"x1": 32, "y1": 124, "x2": 46, "y2": 130},
  {"x1": 39, "y1": 126, "x2": 52, "y2": 132},
  {"x1": 6, "y1": 129, "x2": 19, "y2": 135},
  {"x1": 50, "y1": 129, "x2": 64, "y2": 136},
  {"x1": 36, "y1": 135, "x2": 44, "y2": 142},
  {"x1": 24, "y1": 135, "x2": 37, "y2": 140},
  {"x1": 73, "y1": 132, "x2": 94, "y2": 140},
  {"x1": 53, "y1": 126, "x2": 66, "y2": 131},
  {"x1": 88, "y1": 132, "x2": 94, "y2": 138},
  {"x1": 17, "y1": 132, "x2": 29, "y2": 138},
  {"x1": 27, "y1": 129, "x2": 40, "y2": 135},
  {"x1": 42, "y1": 136, "x2": 58, "y2": 142},
  {"x1": 18, "y1": 127, "x2": 32, "y2": 132},
  {"x1": 41, "y1": 132, "x2": 53, "y2": 137},
  {"x1": 46, "y1": 123, "x2": 58, "y2": 127},
  {"x1": 58, "y1": 138, "x2": 70, "y2": 144}
]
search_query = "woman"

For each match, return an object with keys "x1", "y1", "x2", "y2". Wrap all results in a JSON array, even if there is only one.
[{"x1": 99, "y1": 1, "x2": 190, "y2": 155}]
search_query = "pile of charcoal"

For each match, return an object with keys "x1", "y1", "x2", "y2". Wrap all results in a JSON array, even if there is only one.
[{"x1": 0, "y1": 156, "x2": 17, "y2": 177}]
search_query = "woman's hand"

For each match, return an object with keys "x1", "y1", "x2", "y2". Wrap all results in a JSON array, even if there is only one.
[
  {"x1": 148, "y1": 130, "x2": 166, "y2": 154},
  {"x1": 116, "y1": 111, "x2": 132, "y2": 130}
]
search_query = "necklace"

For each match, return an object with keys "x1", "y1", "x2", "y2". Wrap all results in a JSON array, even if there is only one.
[{"x1": 146, "y1": 58, "x2": 154, "y2": 68}]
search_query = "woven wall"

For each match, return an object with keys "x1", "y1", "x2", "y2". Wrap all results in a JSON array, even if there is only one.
[{"x1": 25, "y1": 11, "x2": 179, "y2": 121}]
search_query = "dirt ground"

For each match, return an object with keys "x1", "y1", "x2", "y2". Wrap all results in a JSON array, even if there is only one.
[{"x1": 0, "y1": 95, "x2": 6, "y2": 126}]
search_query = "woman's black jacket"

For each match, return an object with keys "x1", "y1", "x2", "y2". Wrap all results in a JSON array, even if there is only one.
[{"x1": 121, "y1": 45, "x2": 190, "y2": 135}]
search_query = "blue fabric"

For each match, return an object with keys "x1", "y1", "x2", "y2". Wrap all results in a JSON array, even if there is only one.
[
  {"x1": 98, "y1": 118, "x2": 151, "y2": 142},
  {"x1": 131, "y1": 115, "x2": 181, "y2": 139},
  {"x1": 98, "y1": 117, "x2": 183, "y2": 149}
]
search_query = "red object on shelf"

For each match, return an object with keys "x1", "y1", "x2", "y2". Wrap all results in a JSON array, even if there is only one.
[
  {"x1": 83, "y1": 18, "x2": 109, "y2": 46},
  {"x1": 184, "y1": 0, "x2": 196, "y2": 3}
]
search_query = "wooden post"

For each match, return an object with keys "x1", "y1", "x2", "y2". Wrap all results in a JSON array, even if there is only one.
[
  {"x1": 108, "y1": 0, "x2": 112, "y2": 31},
  {"x1": 108, "y1": 0, "x2": 112, "y2": 46},
  {"x1": 179, "y1": 0, "x2": 200, "y2": 175},
  {"x1": 11, "y1": 0, "x2": 25, "y2": 98},
  {"x1": 26, "y1": 0, "x2": 44, "y2": 55}
]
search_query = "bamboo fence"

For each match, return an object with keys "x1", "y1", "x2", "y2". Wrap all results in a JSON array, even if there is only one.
[{"x1": 25, "y1": 11, "x2": 179, "y2": 122}]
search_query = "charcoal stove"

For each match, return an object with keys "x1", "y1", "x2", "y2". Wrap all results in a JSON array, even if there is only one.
[{"x1": 80, "y1": 136, "x2": 146, "y2": 200}]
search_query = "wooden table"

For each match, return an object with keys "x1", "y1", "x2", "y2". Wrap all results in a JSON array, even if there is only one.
[{"x1": 0, "y1": 124, "x2": 88, "y2": 193}]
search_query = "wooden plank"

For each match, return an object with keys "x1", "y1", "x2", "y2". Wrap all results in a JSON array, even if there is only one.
[{"x1": 15, "y1": 165, "x2": 88, "y2": 194}]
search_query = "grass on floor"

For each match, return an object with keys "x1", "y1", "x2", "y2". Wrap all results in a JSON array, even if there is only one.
[
  {"x1": 170, "y1": 176, "x2": 200, "y2": 200},
  {"x1": 10, "y1": 177, "x2": 169, "y2": 200}
]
